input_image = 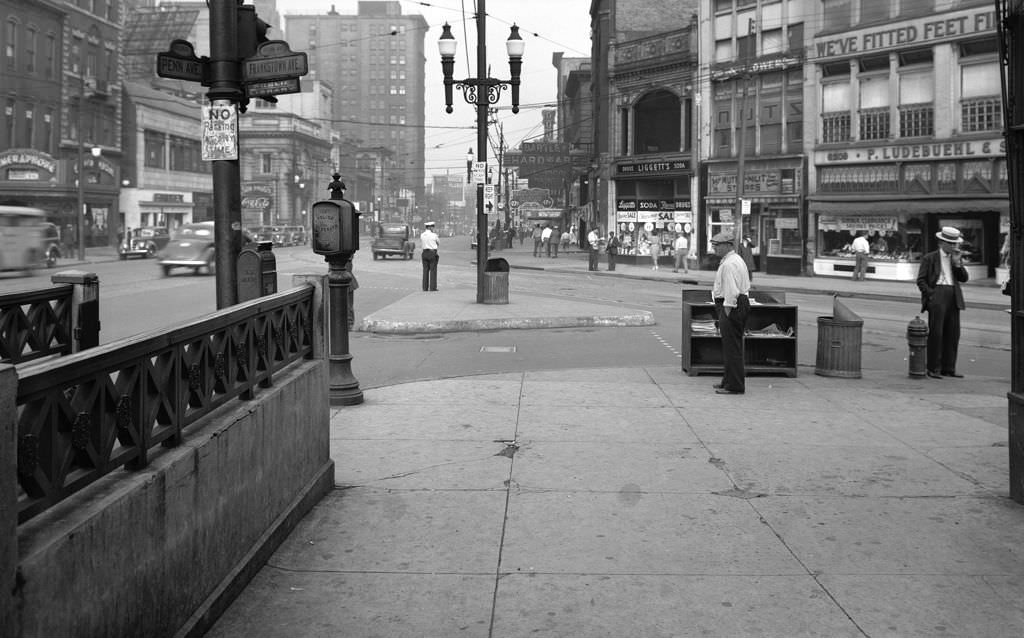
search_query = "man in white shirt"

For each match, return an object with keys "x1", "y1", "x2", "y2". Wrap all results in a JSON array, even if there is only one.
[
  {"x1": 541, "y1": 224, "x2": 553, "y2": 257},
  {"x1": 587, "y1": 226, "x2": 602, "y2": 271},
  {"x1": 420, "y1": 221, "x2": 440, "y2": 291},
  {"x1": 711, "y1": 231, "x2": 751, "y2": 395},
  {"x1": 673, "y1": 233, "x2": 690, "y2": 273},
  {"x1": 851, "y1": 231, "x2": 870, "y2": 281}
]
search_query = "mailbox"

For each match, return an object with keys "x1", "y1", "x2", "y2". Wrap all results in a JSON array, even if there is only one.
[
  {"x1": 237, "y1": 240, "x2": 277, "y2": 301},
  {"x1": 312, "y1": 172, "x2": 361, "y2": 257}
]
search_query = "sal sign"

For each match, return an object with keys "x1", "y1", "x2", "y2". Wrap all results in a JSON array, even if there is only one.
[{"x1": 202, "y1": 102, "x2": 238, "y2": 161}]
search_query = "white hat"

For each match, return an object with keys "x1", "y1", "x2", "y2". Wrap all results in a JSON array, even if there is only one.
[
  {"x1": 935, "y1": 226, "x2": 963, "y2": 244},
  {"x1": 424, "y1": 221, "x2": 435, "y2": 227}
]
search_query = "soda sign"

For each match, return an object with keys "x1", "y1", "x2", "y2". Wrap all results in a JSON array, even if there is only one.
[{"x1": 201, "y1": 102, "x2": 238, "y2": 161}]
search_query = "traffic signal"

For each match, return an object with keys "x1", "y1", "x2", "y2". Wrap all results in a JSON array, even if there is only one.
[
  {"x1": 236, "y1": 4, "x2": 275, "y2": 109},
  {"x1": 236, "y1": 4, "x2": 270, "y2": 60}
]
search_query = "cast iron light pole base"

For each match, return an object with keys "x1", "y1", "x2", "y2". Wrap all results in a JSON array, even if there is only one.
[{"x1": 327, "y1": 254, "x2": 363, "y2": 406}]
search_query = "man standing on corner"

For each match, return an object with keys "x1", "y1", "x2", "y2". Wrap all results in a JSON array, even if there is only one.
[
  {"x1": 587, "y1": 225, "x2": 602, "y2": 271},
  {"x1": 852, "y1": 230, "x2": 870, "y2": 281},
  {"x1": 711, "y1": 231, "x2": 751, "y2": 395},
  {"x1": 420, "y1": 221, "x2": 439, "y2": 292},
  {"x1": 916, "y1": 226, "x2": 968, "y2": 379}
]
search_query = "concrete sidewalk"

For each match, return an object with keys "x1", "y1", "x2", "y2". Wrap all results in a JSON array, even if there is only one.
[
  {"x1": 207, "y1": 365, "x2": 1023, "y2": 637},
  {"x1": 201, "y1": 241, "x2": 1024, "y2": 637}
]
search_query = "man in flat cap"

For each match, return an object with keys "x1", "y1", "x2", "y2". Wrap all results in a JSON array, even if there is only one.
[
  {"x1": 420, "y1": 221, "x2": 440, "y2": 291},
  {"x1": 711, "y1": 231, "x2": 751, "y2": 395},
  {"x1": 916, "y1": 226, "x2": 969, "y2": 378}
]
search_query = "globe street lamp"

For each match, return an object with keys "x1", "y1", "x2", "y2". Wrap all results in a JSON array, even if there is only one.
[{"x1": 438, "y1": 9, "x2": 524, "y2": 303}]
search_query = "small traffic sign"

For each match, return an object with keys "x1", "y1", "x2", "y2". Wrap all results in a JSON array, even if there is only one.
[
  {"x1": 473, "y1": 162, "x2": 486, "y2": 185},
  {"x1": 246, "y1": 77, "x2": 301, "y2": 98},
  {"x1": 483, "y1": 184, "x2": 496, "y2": 213},
  {"x1": 243, "y1": 40, "x2": 308, "y2": 81}
]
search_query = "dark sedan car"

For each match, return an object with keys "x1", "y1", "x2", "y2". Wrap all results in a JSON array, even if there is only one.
[
  {"x1": 156, "y1": 222, "x2": 253, "y2": 276},
  {"x1": 118, "y1": 226, "x2": 170, "y2": 259}
]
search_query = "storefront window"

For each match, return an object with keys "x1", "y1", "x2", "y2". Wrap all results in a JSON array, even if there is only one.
[
  {"x1": 940, "y1": 218, "x2": 985, "y2": 265},
  {"x1": 817, "y1": 214, "x2": 925, "y2": 261}
]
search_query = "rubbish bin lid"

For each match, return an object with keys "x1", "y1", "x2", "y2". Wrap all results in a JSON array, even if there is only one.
[{"x1": 485, "y1": 257, "x2": 510, "y2": 272}]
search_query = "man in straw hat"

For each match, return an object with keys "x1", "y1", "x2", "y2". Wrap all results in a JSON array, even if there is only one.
[
  {"x1": 916, "y1": 226, "x2": 969, "y2": 379},
  {"x1": 710, "y1": 231, "x2": 751, "y2": 395}
]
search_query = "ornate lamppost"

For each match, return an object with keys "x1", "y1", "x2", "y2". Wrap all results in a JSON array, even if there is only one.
[{"x1": 438, "y1": 7, "x2": 524, "y2": 303}]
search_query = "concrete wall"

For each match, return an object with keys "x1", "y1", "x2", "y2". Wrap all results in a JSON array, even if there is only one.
[{"x1": 10, "y1": 359, "x2": 332, "y2": 638}]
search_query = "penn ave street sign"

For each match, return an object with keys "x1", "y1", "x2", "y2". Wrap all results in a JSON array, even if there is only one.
[
  {"x1": 243, "y1": 41, "x2": 308, "y2": 82},
  {"x1": 157, "y1": 39, "x2": 206, "y2": 83}
]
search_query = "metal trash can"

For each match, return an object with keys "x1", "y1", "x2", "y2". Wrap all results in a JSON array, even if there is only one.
[
  {"x1": 482, "y1": 257, "x2": 509, "y2": 304},
  {"x1": 814, "y1": 296, "x2": 863, "y2": 378}
]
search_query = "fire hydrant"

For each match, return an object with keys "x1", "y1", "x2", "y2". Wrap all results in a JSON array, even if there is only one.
[{"x1": 907, "y1": 315, "x2": 929, "y2": 377}]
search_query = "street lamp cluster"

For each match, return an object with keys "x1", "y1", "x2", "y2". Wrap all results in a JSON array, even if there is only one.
[{"x1": 437, "y1": 2, "x2": 524, "y2": 303}]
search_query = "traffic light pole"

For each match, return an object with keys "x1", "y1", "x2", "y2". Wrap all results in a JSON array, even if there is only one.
[{"x1": 207, "y1": 0, "x2": 244, "y2": 309}]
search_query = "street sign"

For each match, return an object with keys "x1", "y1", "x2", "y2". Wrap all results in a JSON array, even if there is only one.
[
  {"x1": 201, "y1": 101, "x2": 238, "y2": 161},
  {"x1": 246, "y1": 77, "x2": 301, "y2": 98},
  {"x1": 473, "y1": 162, "x2": 486, "y2": 185},
  {"x1": 483, "y1": 184, "x2": 496, "y2": 213},
  {"x1": 740, "y1": 198, "x2": 751, "y2": 215},
  {"x1": 157, "y1": 39, "x2": 205, "y2": 83},
  {"x1": 243, "y1": 40, "x2": 308, "y2": 82}
]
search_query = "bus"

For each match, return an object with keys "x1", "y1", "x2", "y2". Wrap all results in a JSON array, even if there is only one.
[{"x1": 0, "y1": 206, "x2": 56, "y2": 273}]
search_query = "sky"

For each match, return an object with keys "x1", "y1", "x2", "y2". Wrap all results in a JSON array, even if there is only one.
[{"x1": 277, "y1": 0, "x2": 593, "y2": 180}]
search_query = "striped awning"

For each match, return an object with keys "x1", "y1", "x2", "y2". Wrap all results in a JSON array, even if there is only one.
[{"x1": 807, "y1": 197, "x2": 1009, "y2": 216}]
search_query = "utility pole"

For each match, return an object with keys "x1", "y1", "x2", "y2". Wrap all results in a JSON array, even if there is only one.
[
  {"x1": 996, "y1": 0, "x2": 1024, "y2": 502},
  {"x1": 733, "y1": 18, "x2": 756, "y2": 249},
  {"x1": 207, "y1": 0, "x2": 244, "y2": 309}
]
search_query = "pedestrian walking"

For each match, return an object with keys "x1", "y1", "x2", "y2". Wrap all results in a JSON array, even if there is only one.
[
  {"x1": 561, "y1": 228, "x2": 570, "y2": 252},
  {"x1": 852, "y1": 231, "x2": 870, "y2": 281},
  {"x1": 420, "y1": 221, "x2": 439, "y2": 291},
  {"x1": 542, "y1": 224, "x2": 553, "y2": 257},
  {"x1": 916, "y1": 226, "x2": 969, "y2": 379},
  {"x1": 710, "y1": 231, "x2": 751, "y2": 395},
  {"x1": 587, "y1": 226, "x2": 602, "y2": 271},
  {"x1": 673, "y1": 232, "x2": 689, "y2": 273},
  {"x1": 551, "y1": 226, "x2": 560, "y2": 257},
  {"x1": 532, "y1": 224, "x2": 543, "y2": 256},
  {"x1": 649, "y1": 233, "x2": 661, "y2": 270},
  {"x1": 606, "y1": 232, "x2": 620, "y2": 271}
]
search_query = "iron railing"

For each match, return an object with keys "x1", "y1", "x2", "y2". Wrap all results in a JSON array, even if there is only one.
[
  {"x1": 15, "y1": 285, "x2": 316, "y2": 523},
  {"x1": 0, "y1": 285, "x2": 73, "y2": 365}
]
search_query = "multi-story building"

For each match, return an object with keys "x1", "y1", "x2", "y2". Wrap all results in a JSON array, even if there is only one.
[
  {"x1": 701, "y1": 0, "x2": 807, "y2": 275},
  {"x1": 120, "y1": 81, "x2": 212, "y2": 230},
  {"x1": 285, "y1": 0, "x2": 427, "y2": 218},
  {"x1": 808, "y1": 0, "x2": 1006, "y2": 281},
  {"x1": 1, "y1": 0, "x2": 123, "y2": 247},
  {"x1": 589, "y1": 0, "x2": 699, "y2": 264}
]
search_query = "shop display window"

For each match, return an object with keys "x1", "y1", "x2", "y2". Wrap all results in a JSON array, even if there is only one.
[
  {"x1": 817, "y1": 214, "x2": 925, "y2": 261},
  {"x1": 939, "y1": 218, "x2": 985, "y2": 265}
]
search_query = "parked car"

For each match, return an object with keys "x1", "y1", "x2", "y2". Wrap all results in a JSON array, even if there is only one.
[
  {"x1": 118, "y1": 226, "x2": 170, "y2": 259},
  {"x1": 157, "y1": 222, "x2": 253, "y2": 276},
  {"x1": 371, "y1": 223, "x2": 415, "y2": 260},
  {"x1": 41, "y1": 222, "x2": 61, "y2": 268},
  {"x1": 251, "y1": 225, "x2": 283, "y2": 246},
  {"x1": 286, "y1": 225, "x2": 308, "y2": 245}
]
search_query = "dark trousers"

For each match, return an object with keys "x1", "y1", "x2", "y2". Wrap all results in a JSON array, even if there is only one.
[
  {"x1": 421, "y1": 249, "x2": 438, "y2": 291},
  {"x1": 854, "y1": 253, "x2": 869, "y2": 280},
  {"x1": 926, "y1": 285, "x2": 961, "y2": 373},
  {"x1": 717, "y1": 295, "x2": 749, "y2": 392},
  {"x1": 588, "y1": 247, "x2": 600, "y2": 271},
  {"x1": 551, "y1": 240, "x2": 559, "y2": 257},
  {"x1": 533, "y1": 238, "x2": 542, "y2": 256},
  {"x1": 607, "y1": 252, "x2": 616, "y2": 270}
]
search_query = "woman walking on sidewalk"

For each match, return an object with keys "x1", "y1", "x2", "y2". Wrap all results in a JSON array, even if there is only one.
[{"x1": 649, "y1": 233, "x2": 661, "y2": 270}]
